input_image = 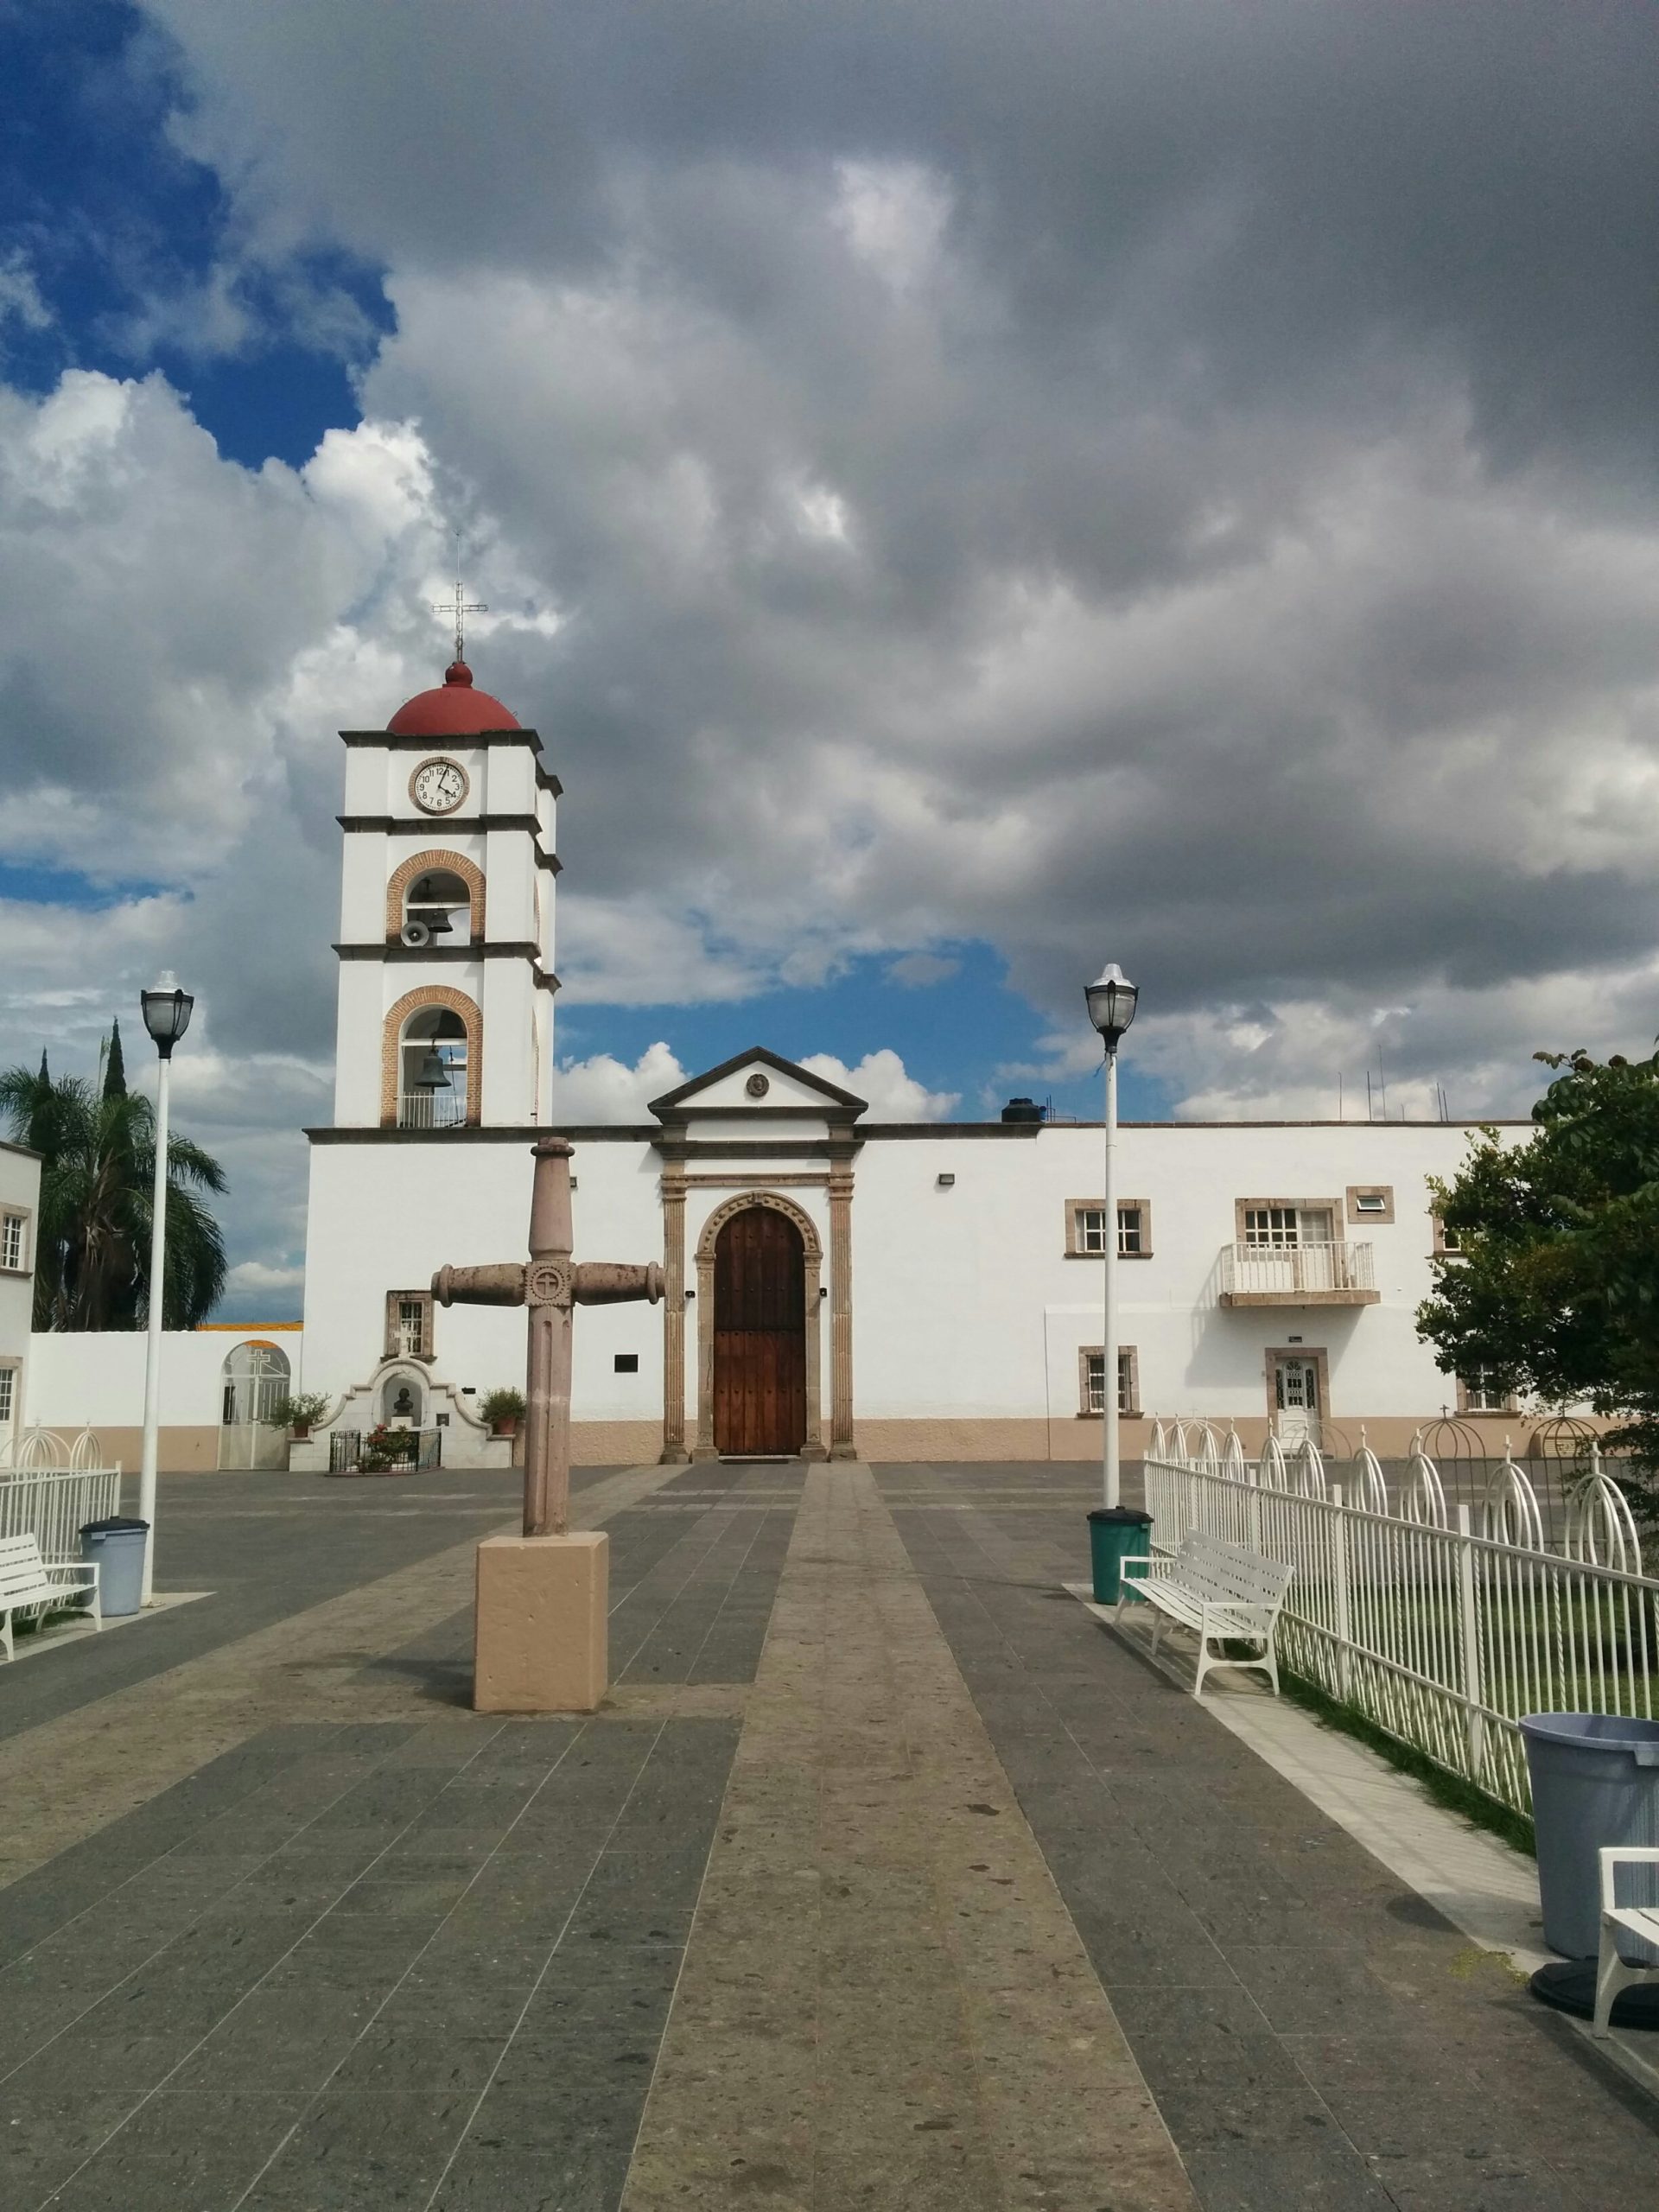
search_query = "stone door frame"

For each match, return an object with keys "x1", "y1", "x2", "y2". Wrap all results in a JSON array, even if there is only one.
[{"x1": 690, "y1": 1192, "x2": 825, "y2": 1461}]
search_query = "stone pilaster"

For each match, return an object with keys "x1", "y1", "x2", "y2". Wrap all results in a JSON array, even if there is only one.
[
  {"x1": 828, "y1": 1154, "x2": 856, "y2": 1458},
  {"x1": 659, "y1": 1164, "x2": 690, "y2": 1462}
]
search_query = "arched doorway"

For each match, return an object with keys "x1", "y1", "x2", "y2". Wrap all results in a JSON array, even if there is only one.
[
  {"x1": 713, "y1": 1206, "x2": 806, "y2": 1454},
  {"x1": 219, "y1": 1340, "x2": 291, "y2": 1470}
]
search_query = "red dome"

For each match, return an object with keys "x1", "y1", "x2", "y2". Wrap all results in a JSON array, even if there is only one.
[{"x1": 387, "y1": 659, "x2": 520, "y2": 736}]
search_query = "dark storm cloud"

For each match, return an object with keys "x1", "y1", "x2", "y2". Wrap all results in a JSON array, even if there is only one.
[
  {"x1": 157, "y1": 1, "x2": 1659, "y2": 472},
  {"x1": 3, "y1": 0, "x2": 1656, "y2": 1159}
]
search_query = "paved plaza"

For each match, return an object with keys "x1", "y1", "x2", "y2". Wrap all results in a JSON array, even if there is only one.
[{"x1": 1, "y1": 1460, "x2": 1656, "y2": 2209}]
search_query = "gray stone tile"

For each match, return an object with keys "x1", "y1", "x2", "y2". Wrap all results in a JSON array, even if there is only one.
[
  {"x1": 0, "y1": 2089, "x2": 142, "y2": 2212},
  {"x1": 429, "y1": 2131, "x2": 630, "y2": 2212},
  {"x1": 1224, "y1": 1943, "x2": 1422, "y2": 2036},
  {"x1": 1361, "y1": 2153, "x2": 1566, "y2": 2210},
  {"x1": 264, "y1": 1915, "x2": 432, "y2": 1991},
  {"x1": 41, "y1": 2091, "x2": 311, "y2": 2212},
  {"x1": 331, "y1": 1986, "x2": 526, "y2": 2093},
  {"x1": 233, "y1": 2090, "x2": 477, "y2": 2209},
  {"x1": 167, "y1": 1982, "x2": 397, "y2": 2094}
]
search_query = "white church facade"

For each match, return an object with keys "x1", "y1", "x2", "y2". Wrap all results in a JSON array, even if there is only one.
[{"x1": 284, "y1": 656, "x2": 1523, "y2": 1471}]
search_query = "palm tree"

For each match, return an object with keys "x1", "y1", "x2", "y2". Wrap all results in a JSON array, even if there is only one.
[{"x1": 0, "y1": 1058, "x2": 227, "y2": 1330}]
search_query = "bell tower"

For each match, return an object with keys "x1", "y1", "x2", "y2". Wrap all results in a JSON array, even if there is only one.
[{"x1": 329, "y1": 657, "x2": 558, "y2": 1128}]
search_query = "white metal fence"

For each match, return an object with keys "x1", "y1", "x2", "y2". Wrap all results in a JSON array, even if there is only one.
[
  {"x1": 0, "y1": 1427, "x2": 122, "y2": 1563},
  {"x1": 1142, "y1": 1421, "x2": 1659, "y2": 1819}
]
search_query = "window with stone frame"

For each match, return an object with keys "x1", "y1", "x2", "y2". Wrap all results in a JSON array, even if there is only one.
[
  {"x1": 1239, "y1": 1202, "x2": 1336, "y2": 1249},
  {"x1": 1458, "y1": 1368, "x2": 1516, "y2": 1416},
  {"x1": 1433, "y1": 1212, "x2": 1465, "y2": 1256},
  {"x1": 1345, "y1": 1185, "x2": 1394, "y2": 1224},
  {"x1": 1080, "y1": 1345, "x2": 1140, "y2": 1417},
  {"x1": 0, "y1": 1365, "x2": 14, "y2": 1428},
  {"x1": 385, "y1": 1289, "x2": 435, "y2": 1360},
  {"x1": 1066, "y1": 1200, "x2": 1153, "y2": 1258},
  {"x1": 0, "y1": 1211, "x2": 25, "y2": 1272}
]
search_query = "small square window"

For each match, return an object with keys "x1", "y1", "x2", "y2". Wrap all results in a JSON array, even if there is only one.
[
  {"x1": 1345, "y1": 1185, "x2": 1395, "y2": 1225},
  {"x1": 613, "y1": 1352, "x2": 639, "y2": 1374},
  {"x1": 1459, "y1": 1368, "x2": 1511, "y2": 1414},
  {"x1": 1067, "y1": 1200, "x2": 1152, "y2": 1257},
  {"x1": 1080, "y1": 1347, "x2": 1137, "y2": 1416}
]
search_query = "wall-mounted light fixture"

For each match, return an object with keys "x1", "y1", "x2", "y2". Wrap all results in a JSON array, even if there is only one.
[{"x1": 937, "y1": 1173, "x2": 956, "y2": 1187}]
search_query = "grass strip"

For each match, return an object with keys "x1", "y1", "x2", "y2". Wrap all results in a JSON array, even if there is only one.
[{"x1": 1280, "y1": 1666, "x2": 1537, "y2": 1859}]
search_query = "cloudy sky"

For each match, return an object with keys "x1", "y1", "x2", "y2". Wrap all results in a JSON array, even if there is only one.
[{"x1": 5, "y1": 2, "x2": 1659, "y2": 1318}]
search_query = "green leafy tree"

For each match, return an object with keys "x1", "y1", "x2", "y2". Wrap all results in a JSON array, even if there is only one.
[
  {"x1": 1417, "y1": 1046, "x2": 1659, "y2": 1502},
  {"x1": 0, "y1": 1052, "x2": 227, "y2": 1330}
]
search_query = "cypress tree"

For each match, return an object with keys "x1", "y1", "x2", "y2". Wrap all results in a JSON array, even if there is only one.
[{"x1": 102, "y1": 1020, "x2": 127, "y2": 1099}]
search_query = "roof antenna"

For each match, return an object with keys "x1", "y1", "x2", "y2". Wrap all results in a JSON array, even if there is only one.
[{"x1": 432, "y1": 530, "x2": 487, "y2": 664}]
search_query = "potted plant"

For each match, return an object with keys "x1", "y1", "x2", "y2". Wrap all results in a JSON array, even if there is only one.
[
  {"x1": 480, "y1": 1387, "x2": 526, "y2": 1439},
  {"x1": 272, "y1": 1390, "x2": 332, "y2": 1441}
]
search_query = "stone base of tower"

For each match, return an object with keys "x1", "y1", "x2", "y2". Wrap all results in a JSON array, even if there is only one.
[{"x1": 473, "y1": 1531, "x2": 608, "y2": 1713}]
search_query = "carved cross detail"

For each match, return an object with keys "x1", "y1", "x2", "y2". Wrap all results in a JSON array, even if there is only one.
[{"x1": 434, "y1": 1137, "x2": 663, "y2": 1535}]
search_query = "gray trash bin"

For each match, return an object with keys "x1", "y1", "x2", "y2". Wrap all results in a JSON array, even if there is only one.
[
  {"x1": 79, "y1": 1516, "x2": 149, "y2": 1619},
  {"x1": 1520, "y1": 1712, "x2": 1659, "y2": 1961}
]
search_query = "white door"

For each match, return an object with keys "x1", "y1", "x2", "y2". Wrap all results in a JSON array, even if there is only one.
[{"x1": 1274, "y1": 1357, "x2": 1321, "y2": 1446}]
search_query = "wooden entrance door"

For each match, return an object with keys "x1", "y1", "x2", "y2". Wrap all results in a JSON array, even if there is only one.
[{"x1": 714, "y1": 1206, "x2": 806, "y2": 1454}]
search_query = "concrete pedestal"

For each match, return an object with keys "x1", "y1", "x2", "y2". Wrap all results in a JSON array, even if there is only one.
[{"x1": 474, "y1": 1530, "x2": 608, "y2": 1713}]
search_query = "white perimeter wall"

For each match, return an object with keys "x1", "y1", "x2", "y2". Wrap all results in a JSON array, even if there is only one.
[{"x1": 25, "y1": 1328, "x2": 301, "y2": 1430}]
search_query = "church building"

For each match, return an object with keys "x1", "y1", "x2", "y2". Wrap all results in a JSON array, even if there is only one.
[{"x1": 295, "y1": 658, "x2": 1520, "y2": 1471}]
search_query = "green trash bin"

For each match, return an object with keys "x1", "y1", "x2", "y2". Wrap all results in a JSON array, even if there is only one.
[{"x1": 1088, "y1": 1507, "x2": 1153, "y2": 1605}]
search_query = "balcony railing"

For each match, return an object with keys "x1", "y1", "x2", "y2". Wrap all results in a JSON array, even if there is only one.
[
  {"x1": 1219, "y1": 1240, "x2": 1377, "y2": 1306},
  {"x1": 397, "y1": 1090, "x2": 467, "y2": 1130}
]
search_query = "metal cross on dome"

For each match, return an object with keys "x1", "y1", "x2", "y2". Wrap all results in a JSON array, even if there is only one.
[{"x1": 432, "y1": 533, "x2": 487, "y2": 662}]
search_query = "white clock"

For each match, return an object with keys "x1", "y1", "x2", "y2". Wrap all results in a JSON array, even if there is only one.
[{"x1": 410, "y1": 758, "x2": 469, "y2": 814}]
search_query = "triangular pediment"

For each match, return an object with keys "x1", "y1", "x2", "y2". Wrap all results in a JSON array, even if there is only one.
[{"x1": 648, "y1": 1046, "x2": 867, "y2": 1120}]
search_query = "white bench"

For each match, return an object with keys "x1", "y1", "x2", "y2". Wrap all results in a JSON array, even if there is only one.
[
  {"x1": 1594, "y1": 1847, "x2": 1659, "y2": 2036},
  {"x1": 1117, "y1": 1529, "x2": 1293, "y2": 1697},
  {"x1": 0, "y1": 1534, "x2": 101, "y2": 1661}
]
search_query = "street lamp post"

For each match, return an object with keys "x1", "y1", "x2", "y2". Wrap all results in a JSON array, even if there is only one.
[
  {"x1": 137, "y1": 979, "x2": 194, "y2": 1605},
  {"x1": 1084, "y1": 962, "x2": 1138, "y2": 1510}
]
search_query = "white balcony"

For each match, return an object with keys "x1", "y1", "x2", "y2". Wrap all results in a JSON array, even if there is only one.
[
  {"x1": 397, "y1": 1090, "x2": 468, "y2": 1130},
  {"x1": 1218, "y1": 1240, "x2": 1377, "y2": 1306}
]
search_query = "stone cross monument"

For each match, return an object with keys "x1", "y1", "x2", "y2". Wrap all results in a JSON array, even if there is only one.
[{"x1": 433, "y1": 1135, "x2": 663, "y2": 1708}]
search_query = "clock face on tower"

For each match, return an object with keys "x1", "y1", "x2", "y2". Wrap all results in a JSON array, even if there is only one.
[{"x1": 410, "y1": 758, "x2": 470, "y2": 815}]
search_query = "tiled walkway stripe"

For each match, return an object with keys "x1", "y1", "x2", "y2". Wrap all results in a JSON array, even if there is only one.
[
  {"x1": 0, "y1": 1460, "x2": 679, "y2": 1891},
  {"x1": 621, "y1": 1463, "x2": 1196, "y2": 2210}
]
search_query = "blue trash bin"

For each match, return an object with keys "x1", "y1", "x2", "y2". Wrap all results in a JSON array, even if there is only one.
[
  {"x1": 79, "y1": 1516, "x2": 149, "y2": 1619},
  {"x1": 1520, "y1": 1712, "x2": 1659, "y2": 1961}
]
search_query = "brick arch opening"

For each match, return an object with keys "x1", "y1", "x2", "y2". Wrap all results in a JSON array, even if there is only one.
[
  {"x1": 385, "y1": 849, "x2": 486, "y2": 944},
  {"x1": 380, "y1": 985, "x2": 482, "y2": 1128}
]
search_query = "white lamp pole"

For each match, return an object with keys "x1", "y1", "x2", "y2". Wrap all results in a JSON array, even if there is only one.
[
  {"x1": 137, "y1": 979, "x2": 194, "y2": 1605},
  {"x1": 1084, "y1": 962, "x2": 1138, "y2": 1511}
]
